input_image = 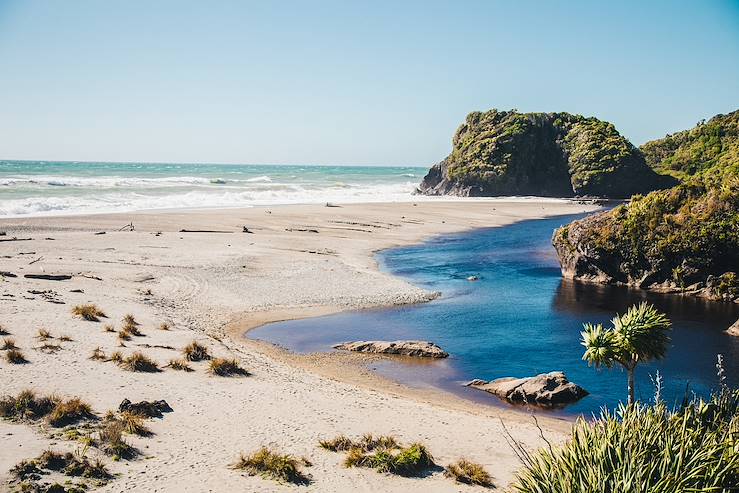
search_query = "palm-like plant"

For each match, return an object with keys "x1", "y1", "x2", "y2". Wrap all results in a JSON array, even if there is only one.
[{"x1": 581, "y1": 302, "x2": 671, "y2": 405}]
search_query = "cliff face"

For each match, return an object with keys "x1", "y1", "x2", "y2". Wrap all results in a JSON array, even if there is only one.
[
  {"x1": 552, "y1": 110, "x2": 739, "y2": 302},
  {"x1": 418, "y1": 110, "x2": 674, "y2": 198}
]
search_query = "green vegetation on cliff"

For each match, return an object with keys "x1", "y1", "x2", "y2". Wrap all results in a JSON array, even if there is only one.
[
  {"x1": 641, "y1": 110, "x2": 739, "y2": 178},
  {"x1": 419, "y1": 109, "x2": 671, "y2": 198},
  {"x1": 553, "y1": 110, "x2": 739, "y2": 301}
]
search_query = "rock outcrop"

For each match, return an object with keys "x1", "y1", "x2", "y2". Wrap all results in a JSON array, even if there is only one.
[
  {"x1": 552, "y1": 110, "x2": 739, "y2": 302},
  {"x1": 417, "y1": 109, "x2": 673, "y2": 198},
  {"x1": 466, "y1": 371, "x2": 588, "y2": 407},
  {"x1": 333, "y1": 340, "x2": 449, "y2": 358},
  {"x1": 727, "y1": 319, "x2": 739, "y2": 337},
  {"x1": 119, "y1": 398, "x2": 173, "y2": 418}
]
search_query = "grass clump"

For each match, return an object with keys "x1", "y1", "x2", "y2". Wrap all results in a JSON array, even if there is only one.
[
  {"x1": 47, "y1": 397, "x2": 95, "y2": 427},
  {"x1": 445, "y1": 459, "x2": 493, "y2": 487},
  {"x1": 36, "y1": 328, "x2": 52, "y2": 341},
  {"x1": 122, "y1": 314, "x2": 138, "y2": 327},
  {"x1": 0, "y1": 323, "x2": 9, "y2": 336},
  {"x1": 72, "y1": 304, "x2": 106, "y2": 322},
  {"x1": 183, "y1": 340, "x2": 210, "y2": 361},
  {"x1": 59, "y1": 334, "x2": 72, "y2": 342},
  {"x1": 159, "y1": 322, "x2": 171, "y2": 331},
  {"x1": 6, "y1": 348, "x2": 28, "y2": 364},
  {"x1": 98, "y1": 420, "x2": 137, "y2": 459},
  {"x1": 109, "y1": 351, "x2": 124, "y2": 364},
  {"x1": 208, "y1": 358, "x2": 248, "y2": 376},
  {"x1": 36, "y1": 449, "x2": 111, "y2": 479},
  {"x1": 1, "y1": 337, "x2": 17, "y2": 350},
  {"x1": 0, "y1": 390, "x2": 58, "y2": 421},
  {"x1": 119, "y1": 351, "x2": 160, "y2": 372},
  {"x1": 166, "y1": 358, "x2": 193, "y2": 372},
  {"x1": 111, "y1": 411, "x2": 152, "y2": 437},
  {"x1": 103, "y1": 324, "x2": 115, "y2": 333},
  {"x1": 512, "y1": 386, "x2": 739, "y2": 492},
  {"x1": 89, "y1": 347, "x2": 106, "y2": 361},
  {"x1": 322, "y1": 434, "x2": 435, "y2": 477},
  {"x1": 231, "y1": 447, "x2": 310, "y2": 485},
  {"x1": 319, "y1": 435, "x2": 354, "y2": 452},
  {"x1": 117, "y1": 329, "x2": 131, "y2": 342}
]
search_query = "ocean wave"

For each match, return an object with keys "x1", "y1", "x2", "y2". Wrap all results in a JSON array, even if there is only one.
[
  {"x1": 0, "y1": 175, "x2": 218, "y2": 188},
  {"x1": 0, "y1": 182, "x2": 423, "y2": 217},
  {"x1": 245, "y1": 175, "x2": 272, "y2": 183}
]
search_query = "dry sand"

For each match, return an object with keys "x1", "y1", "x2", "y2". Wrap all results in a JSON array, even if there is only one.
[{"x1": 0, "y1": 200, "x2": 598, "y2": 492}]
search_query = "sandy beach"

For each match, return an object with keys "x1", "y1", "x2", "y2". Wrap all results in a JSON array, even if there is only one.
[{"x1": 0, "y1": 200, "x2": 599, "y2": 492}]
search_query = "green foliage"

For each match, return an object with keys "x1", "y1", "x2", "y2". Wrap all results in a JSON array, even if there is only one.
[
  {"x1": 641, "y1": 110, "x2": 739, "y2": 176},
  {"x1": 435, "y1": 109, "x2": 666, "y2": 197},
  {"x1": 344, "y1": 443, "x2": 435, "y2": 476},
  {"x1": 231, "y1": 447, "x2": 310, "y2": 485},
  {"x1": 512, "y1": 387, "x2": 739, "y2": 493}
]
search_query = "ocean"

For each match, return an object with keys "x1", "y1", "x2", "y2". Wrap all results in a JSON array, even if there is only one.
[
  {"x1": 0, "y1": 160, "x2": 428, "y2": 217},
  {"x1": 249, "y1": 214, "x2": 739, "y2": 416}
]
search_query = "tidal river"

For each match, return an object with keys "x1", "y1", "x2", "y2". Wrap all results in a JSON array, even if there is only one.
[{"x1": 249, "y1": 213, "x2": 739, "y2": 416}]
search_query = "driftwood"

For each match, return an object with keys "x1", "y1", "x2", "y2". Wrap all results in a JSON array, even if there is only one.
[
  {"x1": 179, "y1": 229, "x2": 233, "y2": 233},
  {"x1": 94, "y1": 231, "x2": 106, "y2": 235},
  {"x1": 77, "y1": 274, "x2": 102, "y2": 281},
  {"x1": 242, "y1": 226, "x2": 254, "y2": 233},
  {"x1": 285, "y1": 228, "x2": 319, "y2": 233},
  {"x1": 29, "y1": 256, "x2": 44, "y2": 265},
  {"x1": 0, "y1": 237, "x2": 32, "y2": 242},
  {"x1": 118, "y1": 222, "x2": 135, "y2": 231},
  {"x1": 0, "y1": 271, "x2": 17, "y2": 278},
  {"x1": 24, "y1": 274, "x2": 72, "y2": 281}
]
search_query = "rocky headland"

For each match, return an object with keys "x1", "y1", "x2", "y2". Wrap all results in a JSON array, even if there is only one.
[
  {"x1": 417, "y1": 109, "x2": 674, "y2": 198},
  {"x1": 552, "y1": 110, "x2": 739, "y2": 302}
]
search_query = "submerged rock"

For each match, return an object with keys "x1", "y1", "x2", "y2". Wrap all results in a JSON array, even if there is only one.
[
  {"x1": 466, "y1": 371, "x2": 588, "y2": 407},
  {"x1": 727, "y1": 319, "x2": 739, "y2": 337},
  {"x1": 333, "y1": 340, "x2": 449, "y2": 358}
]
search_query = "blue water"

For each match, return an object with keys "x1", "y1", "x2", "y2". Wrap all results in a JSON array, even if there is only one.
[
  {"x1": 0, "y1": 160, "x2": 427, "y2": 217},
  {"x1": 249, "y1": 214, "x2": 739, "y2": 416}
]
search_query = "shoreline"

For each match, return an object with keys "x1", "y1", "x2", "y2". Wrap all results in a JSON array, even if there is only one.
[{"x1": 0, "y1": 199, "x2": 600, "y2": 491}]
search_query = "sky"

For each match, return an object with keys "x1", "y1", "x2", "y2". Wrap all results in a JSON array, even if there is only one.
[{"x1": 0, "y1": 0, "x2": 738, "y2": 166}]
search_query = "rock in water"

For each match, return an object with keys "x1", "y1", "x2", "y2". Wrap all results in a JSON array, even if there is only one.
[
  {"x1": 466, "y1": 371, "x2": 588, "y2": 406},
  {"x1": 417, "y1": 109, "x2": 674, "y2": 198},
  {"x1": 728, "y1": 319, "x2": 739, "y2": 337},
  {"x1": 333, "y1": 340, "x2": 449, "y2": 358}
]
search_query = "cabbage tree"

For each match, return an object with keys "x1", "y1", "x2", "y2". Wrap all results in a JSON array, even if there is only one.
[{"x1": 581, "y1": 302, "x2": 671, "y2": 405}]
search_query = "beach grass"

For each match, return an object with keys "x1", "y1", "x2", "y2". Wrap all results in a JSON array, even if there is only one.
[
  {"x1": 1, "y1": 338, "x2": 17, "y2": 350},
  {"x1": 231, "y1": 447, "x2": 310, "y2": 485},
  {"x1": 72, "y1": 304, "x2": 106, "y2": 322},
  {"x1": 120, "y1": 352, "x2": 160, "y2": 372},
  {"x1": 208, "y1": 358, "x2": 248, "y2": 376},
  {"x1": 445, "y1": 459, "x2": 493, "y2": 487},
  {"x1": 183, "y1": 340, "x2": 210, "y2": 361},
  {"x1": 6, "y1": 349, "x2": 28, "y2": 364}
]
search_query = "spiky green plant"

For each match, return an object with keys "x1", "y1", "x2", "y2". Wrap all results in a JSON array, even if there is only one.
[
  {"x1": 512, "y1": 387, "x2": 739, "y2": 493},
  {"x1": 231, "y1": 447, "x2": 310, "y2": 484},
  {"x1": 581, "y1": 302, "x2": 671, "y2": 404}
]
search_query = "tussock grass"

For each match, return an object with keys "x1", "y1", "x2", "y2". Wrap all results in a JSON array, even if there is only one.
[
  {"x1": 111, "y1": 411, "x2": 152, "y2": 437},
  {"x1": 208, "y1": 358, "x2": 248, "y2": 376},
  {"x1": 124, "y1": 324, "x2": 143, "y2": 337},
  {"x1": 319, "y1": 435, "x2": 354, "y2": 452},
  {"x1": 98, "y1": 420, "x2": 137, "y2": 459},
  {"x1": 35, "y1": 343, "x2": 62, "y2": 354},
  {"x1": 323, "y1": 434, "x2": 435, "y2": 477},
  {"x1": 35, "y1": 449, "x2": 111, "y2": 479},
  {"x1": 445, "y1": 459, "x2": 493, "y2": 487},
  {"x1": 167, "y1": 358, "x2": 193, "y2": 372},
  {"x1": 1, "y1": 337, "x2": 17, "y2": 350},
  {"x1": 59, "y1": 334, "x2": 72, "y2": 342},
  {"x1": 72, "y1": 304, "x2": 106, "y2": 322},
  {"x1": 159, "y1": 322, "x2": 171, "y2": 331},
  {"x1": 47, "y1": 397, "x2": 94, "y2": 427},
  {"x1": 0, "y1": 324, "x2": 9, "y2": 336},
  {"x1": 0, "y1": 390, "x2": 58, "y2": 420},
  {"x1": 183, "y1": 340, "x2": 210, "y2": 361},
  {"x1": 231, "y1": 447, "x2": 310, "y2": 484},
  {"x1": 36, "y1": 328, "x2": 52, "y2": 341},
  {"x1": 109, "y1": 351, "x2": 124, "y2": 364},
  {"x1": 120, "y1": 351, "x2": 160, "y2": 372},
  {"x1": 103, "y1": 324, "x2": 116, "y2": 333},
  {"x1": 512, "y1": 387, "x2": 739, "y2": 492},
  {"x1": 320, "y1": 434, "x2": 399, "y2": 452},
  {"x1": 90, "y1": 347, "x2": 107, "y2": 360},
  {"x1": 6, "y1": 348, "x2": 28, "y2": 364},
  {"x1": 122, "y1": 314, "x2": 138, "y2": 327},
  {"x1": 118, "y1": 329, "x2": 131, "y2": 342}
]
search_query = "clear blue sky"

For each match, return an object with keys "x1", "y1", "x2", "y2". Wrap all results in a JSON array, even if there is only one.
[{"x1": 0, "y1": 0, "x2": 737, "y2": 165}]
